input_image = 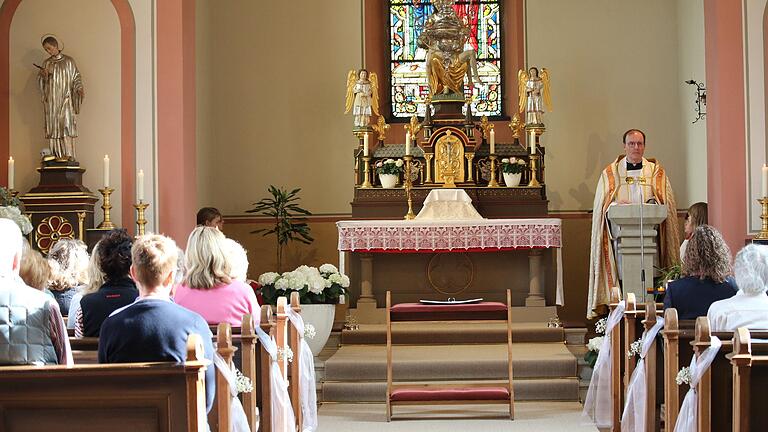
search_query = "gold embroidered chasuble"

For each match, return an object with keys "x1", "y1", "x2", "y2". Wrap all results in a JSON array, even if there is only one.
[{"x1": 586, "y1": 156, "x2": 681, "y2": 318}]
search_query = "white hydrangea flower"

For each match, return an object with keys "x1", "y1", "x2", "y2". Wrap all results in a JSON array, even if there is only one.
[
  {"x1": 329, "y1": 272, "x2": 350, "y2": 288},
  {"x1": 395, "y1": 159, "x2": 404, "y2": 167},
  {"x1": 340, "y1": 274, "x2": 350, "y2": 288},
  {"x1": 518, "y1": 159, "x2": 527, "y2": 165},
  {"x1": 274, "y1": 277, "x2": 291, "y2": 291},
  {"x1": 324, "y1": 278, "x2": 332, "y2": 288},
  {"x1": 0, "y1": 206, "x2": 32, "y2": 235},
  {"x1": 304, "y1": 324, "x2": 316, "y2": 340},
  {"x1": 386, "y1": 158, "x2": 395, "y2": 164},
  {"x1": 319, "y1": 263, "x2": 338, "y2": 274},
  {"x1": 587, "y1": 336, "x2": 604, "y2": 352},
  {"x1": 258, "y1": 272, "x2": 280, "y2": 286},
  {"x1": 501, "y1": 158, "x2": 509, "y2": 163}
]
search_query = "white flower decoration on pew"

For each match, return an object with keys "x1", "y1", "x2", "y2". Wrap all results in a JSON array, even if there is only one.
[
  {"x1": 278, "y1": 346, "x2": 294, "y2": 364},
  {"x1": 627, "y1": 338, "x2": 643, "y2": 358},
  {"x1": 304, "y1": 324, "x2": 316, "y2": 340},
  {"x1": 595, "y1": 318, "x2": 607, "y2": 335},
  {"x1": 676, "y1": 366, "x2": 692, "y2": 386},
  {"x1": 587, "y1": 336, "x2": 603, "y2": 352},
  {"x1": 235, "y1": 368, "x2": 253, "y2": 394}
]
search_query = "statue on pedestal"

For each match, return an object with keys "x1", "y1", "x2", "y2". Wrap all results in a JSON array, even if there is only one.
[
  {"x1": 345, "y1": 69, "x2": 379, "y2": 128},
  {"x1": 36, "y1": 35, "x2": 84, "y2": 162},
  {"x1": 517, "y1": 67, "x2": 552, "y2": 126}
]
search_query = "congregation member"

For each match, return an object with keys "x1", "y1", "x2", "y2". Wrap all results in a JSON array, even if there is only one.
[
  {"x1": 663, "y1": 225, "x2": 737, "y2": 319},
  {"x1": 196, "y1": 206, "x2": 223, "y2": 230},
  {"x1": 223, "y1": 237, "x2": 250, "y2": 282},
  {"x1": 67, "y1": 240, "x2": 104, "y2": 329},
  {"x1": 19, "y1": 240, "x2": 53, "y2": 298},
  {"x1": 707, "y1": 244, "x2": 768, "y2": 331},
  {"x1": 47, "y1": 239, "x2": 89, "y2": 316},
  {"x1": 680, "y1": 202, "x2": 707, "y2": 261},
  {"x1": 0, "y1": 219, "x2": 71, "y2": 365},
  {"x1": 587, "y1": 129, "x2": 681, "y2": 318},
  {"x1": 98, "y1": 234, "x2": 216, "y2": 412},
  {"x1": 175, "y1": 226, "x2": 260, "y2": 326},
  {"x1": 76, "y1": 229, "x2": 138, "y2": 337}
]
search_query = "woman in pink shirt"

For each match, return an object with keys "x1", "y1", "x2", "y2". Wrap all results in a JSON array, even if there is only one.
[{"x1": 174, "y1": 227, "x2": 260, "y2": 327}]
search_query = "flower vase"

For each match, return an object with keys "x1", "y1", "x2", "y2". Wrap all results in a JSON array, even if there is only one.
[
  {"x1": 301, "y1": 304, "x2": 336, "y2": 356},
  {"x1": 379, "y1": 173, "x2": 398, "y2": 188},
  {"x1": 503, "y1": 172, "x2": 522, "y2": 187}
]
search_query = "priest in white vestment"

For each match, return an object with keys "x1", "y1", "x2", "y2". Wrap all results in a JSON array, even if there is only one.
[{"x1": 587, "y1": 129, "x2": 681, "y2": 318}]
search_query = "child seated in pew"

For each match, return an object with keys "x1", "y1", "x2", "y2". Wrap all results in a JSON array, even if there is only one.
[
  {"x1": 663, "y1": 225, "x2": 737, "y2": 319},
  {"x1": 98, "y1": 234, "x2": 216, "y2": 413},
  {"x1": 708, "y1": 244, "x2": 768, "y2": 331}
]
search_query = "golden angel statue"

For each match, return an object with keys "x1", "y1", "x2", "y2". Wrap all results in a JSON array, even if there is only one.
[
  {"x1": 345, "y1": 69, "x2": 379, "y2": 128},
  {"x1": 517, "y1": 67, "x2": 552, "y2": 126}
]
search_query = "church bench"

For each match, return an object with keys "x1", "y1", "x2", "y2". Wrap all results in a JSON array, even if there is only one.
[
  {"x1": 731, "y1": 327, "x2": 768, "y2": 432},
  {"x1": 661, "y1": 308, "x2": 695, "y2": 430},
  {"x1": 622, "y1": 293, "x2": 663, "y2": 393},
  {"x1": 70, "y1": 336, "x2": 99, "y2": 364},
  {"x1": 0, "y1": 333, "x2": 210, "y2": 432},
  {"x1": 608, "y1": 286, "x2": 623, "y2": 431},
  {"x1": 385, "y1": 290, "x2": 514, "y2": 421}
]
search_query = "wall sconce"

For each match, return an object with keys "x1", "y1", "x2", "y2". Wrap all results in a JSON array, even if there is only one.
[{"x1": 685, "y1": 79, "x2": 706, "y2": 124}]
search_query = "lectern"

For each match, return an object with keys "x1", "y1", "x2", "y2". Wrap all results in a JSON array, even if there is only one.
[{"x1": 607, "y1": 203, "x2": 668, "y2": 300}]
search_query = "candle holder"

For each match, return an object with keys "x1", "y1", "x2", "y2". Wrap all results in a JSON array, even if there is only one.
[
  {"x1": 756, "y1": 198, "x2": 768, "y2": 240},
  {"x1": 361, "y1": 156, "x2": 373, "y2": 188},
  {"x1": 403, "y1": 155, "x2": 416, "y2": 220},
  {"x1": 134, "y1": 201, "x2": 149, "y2": 236},
  {"x1": 487, "y1": 154, "x2": 500, "y2": 188},
  {"x1": 97, "y1": 187, "x2": 116, "y2": 229},
  {"x1": 528, "y1": 154, "x2": 541, "y2": 187}
]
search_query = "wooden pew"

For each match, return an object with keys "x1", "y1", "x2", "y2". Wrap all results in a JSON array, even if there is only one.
[
  {"x1": 731, "y1": 327, "x2": 768, "y2": 432},
  {"x1": 661, "y1": 309, "x2": 695, "y2": 430},
  {"x1": 258, "y1": 305, "x2": 274, "y2": 432},
  {"x1": 0, "y1": 334, "x2": 210, "y2": 432},
  {"x1": 211, "y1": 322, "x2": 236, "y2": 432},
  {"x1": 608, "y1": 286, "x2": 623, "y2": 431},
  {"x1": 287, "y1": 292, "x2": 304, "y2": 431}
]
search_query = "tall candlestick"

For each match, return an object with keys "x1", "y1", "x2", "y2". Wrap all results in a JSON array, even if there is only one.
[
  {"x1": 405, "y1": 131, "x2": 411, "y2": 156},
  {"x1": 763, "y1": 164, "x2": 768, "y2": 198},
  {"x1": 489, "y1": 129, "x2": 495, "y2": 154},
  {"x1": 530, "y1": 130, "x2": 536, "y2": 155},
  {"x1": 7, "y1": 157, "x2": 14, "y2": 190},
  {"x1": 137, "y1": 169, "x2": 145, "y2": 202},
  {"x1": 103, "y1": 155, "x2": 110, "y2": 187},
  {"x1": 363, "y1": 133, "x2": 369, "y2": 157}
]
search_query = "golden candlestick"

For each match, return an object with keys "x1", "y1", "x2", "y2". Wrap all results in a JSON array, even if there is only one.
[
  {"x1": 756, "y1": 198, "x2": 768, "y2": 240},
  {"x1": 528, "y1": 154, "x2": 541, "y2": 187},
  {"x1": 424, "y1": 153, "x2": 434, "y2": 183},
  {"x1": 361, "y1": 156, "x2": 373, "y2": 188},
  {"x1": 403, "y1": 155, "x2": 416, "y2": 220},
  {"x1": 487, "y1": 154, "x2": 500, "y2": 188},
  {"x1": 97, "y1": 187, "x2": 116, "y2": 229},
  {"x1": 134, "y1": 201, "x2": 149, "y2": 236}
]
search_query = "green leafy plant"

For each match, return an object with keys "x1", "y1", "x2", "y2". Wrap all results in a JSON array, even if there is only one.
[
  {"x1": 246, "y1": 186, "x2": 313, "y2": 272},
  {"x1": 375, "y1": 158, "x2": 405, "y2": 175},
  {"x1": 0, "y1": 187, "x2": 22, "y2": 208}
]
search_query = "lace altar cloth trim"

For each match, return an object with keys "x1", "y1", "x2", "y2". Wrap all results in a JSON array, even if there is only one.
[{"x1": 336, "y1": 218, "x2": 562, "y2": 252}]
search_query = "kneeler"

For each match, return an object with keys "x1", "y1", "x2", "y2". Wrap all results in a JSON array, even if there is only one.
[{"x1": 254, "y1": 324, "x2": 296, "y2": 432}]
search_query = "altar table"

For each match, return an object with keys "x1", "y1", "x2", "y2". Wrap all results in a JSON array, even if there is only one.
[{"x1": 337, "y1": 218, "x2": 564, "y2": 308}]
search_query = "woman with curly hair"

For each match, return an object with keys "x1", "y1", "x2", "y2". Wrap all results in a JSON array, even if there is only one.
[
  {"x1": 663, "y1": 225, "x2": 737, "y2": 319},
  {"x1": 47, "y1": 239, "x2": 89, "y2": 315},
  {"x1": 75, "y1": 229, "x2": 138, "y2": 337}
]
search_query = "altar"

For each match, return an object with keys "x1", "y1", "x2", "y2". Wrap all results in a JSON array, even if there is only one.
[{"x1": 338, "y1": 218, "x2": 563, "y2": 323}]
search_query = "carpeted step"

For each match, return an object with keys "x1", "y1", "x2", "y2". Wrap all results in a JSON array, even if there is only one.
[
  {"x1": 324, "y1": 343, "x2": 576, "y2": 381},
  {"x1": 322, "y1": 378, "x2": 580, "y2": 402},
  {"x1": 341, "y1": 322, "x2": 565, "y2": 345}
]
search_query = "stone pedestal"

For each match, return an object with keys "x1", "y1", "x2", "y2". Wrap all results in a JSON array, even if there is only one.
[{"x1": 607, "y1": 204, "x2": 668, "y2": 300}]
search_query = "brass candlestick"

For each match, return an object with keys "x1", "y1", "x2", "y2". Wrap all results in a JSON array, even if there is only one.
[
  {"x1": 361, "y1": 156, "x2": 373, "y2": 188},
  {"x1": 487, "y1": 154, "x2": 500, "y2": 188},
  {"x1": 756, "y1": 198, "x2": 768, "y2": 240},
  {"x1": 403, "y1": 155, "x2": 416, "y2": 220},
  {"x1": 528, "y1": 154, "x2": 541, "y2": 187},
  {"x1": 134, "y1": 201, "x2": 149, "y2": 236},
  {"x1": 97, "y1": 187, "x2": 116, "y2": 229}
]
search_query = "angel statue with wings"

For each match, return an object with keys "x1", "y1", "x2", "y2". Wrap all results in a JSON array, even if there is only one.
[
  {"x1": 518, "y1": 67, "x2": 552, "y2": 126},
  {"x1": 345, "y1": 69, "x2": 379, "y2": 128}
]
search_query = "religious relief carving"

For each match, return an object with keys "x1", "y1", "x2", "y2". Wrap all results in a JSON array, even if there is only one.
[
  {"x1": 427, "y1": 253, "x2": 474, "y2": 296},
  {"x1": 36, "y1": 215, "x2": 74, "y2": 254},
  {"x1": 434, "y1": 130, "x2": 464, "y2": 187}
]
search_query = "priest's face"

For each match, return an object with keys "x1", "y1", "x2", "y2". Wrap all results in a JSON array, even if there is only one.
[{"x1": 623, "y1": 131, "x2": 645, "y2": 164}]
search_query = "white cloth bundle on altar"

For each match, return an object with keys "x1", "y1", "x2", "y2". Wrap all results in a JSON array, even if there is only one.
[
  {"x1": 255, "y1": 325, "x2": 296, "y2": 432},
  {"x1": 416, "y1": 189, "x2": 483, "y2": 220},
  {"x1": 582, "y1": 300, "x2": 626, "y2": 427},
  {"x1": 285, "y1": 307, "x2": 319, "y2": 432},
  {"x1": 673, "y1": 336, "x2": 722, "y2": 432},
  {"x1": 621, "y1": 317, "x2": 665, "y2": 431}
]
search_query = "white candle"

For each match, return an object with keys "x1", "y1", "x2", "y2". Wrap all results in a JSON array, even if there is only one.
[
  {"x1": 7, "y1": 157, "x2": 14, "y2": 190},
  {"x1": 137, "y1": 169, "x2": 145, "y2": 202},
  {"x1": 405, "y1": 131, "x2": 411, "y2": 156},
  {"x1": 103, "y1": 155, "x2": 110, "y2": 188},
  {"x1": 762, "y1": 164, "x2": 768, "y2": 198},
  {"x1": 363, "y1": 133, "x2": 369, "y2": 157},
  {"x1": 530, "y1": 130, "x2": 537, "y2": 155},
  {"x1": 489, "y1": 129, "x2": 495, "y2": 154}
]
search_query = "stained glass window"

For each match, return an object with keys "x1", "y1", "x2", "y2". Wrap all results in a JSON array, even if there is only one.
[{"x1": 389, "y1": 0, "x2": 502, "y2": 118}]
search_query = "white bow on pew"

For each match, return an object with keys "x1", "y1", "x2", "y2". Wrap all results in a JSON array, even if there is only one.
[
  {"x1": 285, "y1": 307, "x2": 318, "y2": 432},
  {"x1": 255, "y1": 325, "x2": 296, "y2": 432},
  {"x1": 673, "y1": 336, "x2": 722, "y2": 432},
  {"x1": 621, "y1": 316, "x2": 665, "y2": 432}
]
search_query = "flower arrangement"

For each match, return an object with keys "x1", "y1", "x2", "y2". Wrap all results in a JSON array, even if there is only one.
[
  {"x1": 500, "y1": 157, "x2": 527, "y2": 174},
  {"x1": 278, "y1": 346, "x2": 294, "y2": 364},
  {"x1": 0, "y1": 187, "x2": 31, "y2": 235},
  {"x1": 375, "y1": 158, "x2": 404, "y2": 175},
  {"x1": 258, "y1": 263, "x2": 349, "y2": 305},
  {"x1": 676, "y1": 366, "x2": 692, "y2": 386},
  {"x1": 584, "y1": 317, "x2": 608, "y2": 368},
  {"x1": 304, "y1": 324, "x2": 316, "y2": 340},
  {"x1": 235, "y1": 368, "x2": 253, "y2": 394},
  {"x1": 627, "y1": 338, "x2": 643, "y2": 358}
]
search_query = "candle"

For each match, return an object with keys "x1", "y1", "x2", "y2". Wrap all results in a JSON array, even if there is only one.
[
  {"x1": 405, "y1": 131, "x2": 411, "y2": 156},
  {"x1": 762, "y1": 164, "x2": 768, "y2": 198},
  {"x1": 530, "y1": 130, "x2": 537, "y2": 155},
  {"x1": 137, "y1": 169, "x2": 145, "y2": 202},
  {"x1": 489, "y1": 129, "x2": 495, "y2": 154},
  {"x1": 103, "y1": 155, "x2": 110, "y2": 188},
  {"x1": 363, "y1": 133, "x2": 369, "y2": 157},
  {"x1": 7, "y1": 157, "x2": 14, "y2": 190}
]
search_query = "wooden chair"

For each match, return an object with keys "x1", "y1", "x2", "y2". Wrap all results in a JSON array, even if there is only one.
[
  {"x1": 731, "y1": 327, "x2": 768, "y2": 432},
  {"x1": 0, "y1": 334, "x2": 210, "y2": 432}
]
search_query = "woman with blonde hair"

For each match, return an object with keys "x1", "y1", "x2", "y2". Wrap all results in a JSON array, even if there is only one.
[
  {"x1": 47, "y1": 239, "x2": 89, "y2": 315},
  {"x1": 663, "y1": 225, "x2": 737, "y2": 319},
  {"x1": 19, "y1": 240, "x2": 53, "y2": 298},
  {"x1": 67, "y1": 240, "x2": 104, "y2": 329},
  {"x1": 174, "y1": 227, "x2": 260, "y2": 326}
]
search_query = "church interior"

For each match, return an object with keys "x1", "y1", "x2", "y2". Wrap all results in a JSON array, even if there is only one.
[{"x1": 2, "y1": 0, "x2": 768, "y2": 431}]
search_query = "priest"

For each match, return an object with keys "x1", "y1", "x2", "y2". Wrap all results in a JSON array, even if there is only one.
[{"x1": 587, "y1": 129, "x2": 681, "y2": 318}]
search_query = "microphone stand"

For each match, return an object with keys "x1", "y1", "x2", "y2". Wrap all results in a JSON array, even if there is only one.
[{"x1": 639, "y1": 181, "x2": 646, "y2": 301}]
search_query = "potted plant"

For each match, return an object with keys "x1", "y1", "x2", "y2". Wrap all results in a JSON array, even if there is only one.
[
  {"x1": 375, "y1": 158, "x2": 404, "y2": 188},
  {"x1": 500, "y1": 157, "x2": 527, "y2": 187},
  {"x1": 258, "y1": 263, "x2": 349, "y2": 356},
  {"x1": 246, "y1": 186, "x2": 313, "y2": 272},
  {"x1": 0, "y1": 187, "x2": 31, "y2": 235}
]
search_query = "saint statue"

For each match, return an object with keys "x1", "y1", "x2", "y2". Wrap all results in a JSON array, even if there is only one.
[
  {"x1": 37, "y1": 35, "x2": 84, "y2": 162},
  {"x1": 345, "y1": 69, "x2": 379, "y2": 128},
  {"x1": 517, "y1": 67, "x2": 552, "y2": 126},
  {"x1": 417, "y1": 0, "x2": 482, "y2": 97}
]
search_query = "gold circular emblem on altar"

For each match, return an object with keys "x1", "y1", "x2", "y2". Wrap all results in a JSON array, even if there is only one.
[
  {"x1": 426, "y1": 253, "x2": 474, "y2": 296},
  {"x1": 36, "y1": 215, "x2": 75, "y2": 254}
]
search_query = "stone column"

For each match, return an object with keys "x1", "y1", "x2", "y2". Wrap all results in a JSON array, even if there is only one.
[{"x1": 526, "y1": 249, "x2": 545, "y2": 307}]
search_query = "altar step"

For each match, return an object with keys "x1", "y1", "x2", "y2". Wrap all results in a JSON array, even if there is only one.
[{"x1": 341, "y1": 322, "x2": 565, "y2": 345}]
